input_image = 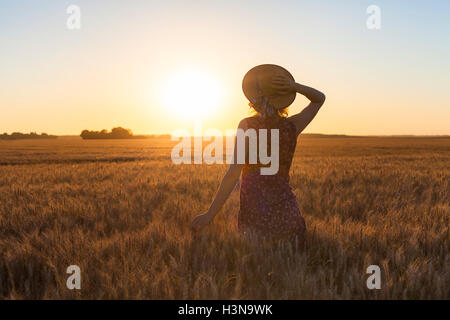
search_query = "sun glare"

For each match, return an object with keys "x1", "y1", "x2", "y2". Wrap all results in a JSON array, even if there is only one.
[{"x1": 162, "y1": 69, "x2": 223, "y2": 120}]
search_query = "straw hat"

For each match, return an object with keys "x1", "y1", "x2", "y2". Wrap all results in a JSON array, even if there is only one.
[{"x1": 242, "y1": 64, "x2": 296, "y2": 110}]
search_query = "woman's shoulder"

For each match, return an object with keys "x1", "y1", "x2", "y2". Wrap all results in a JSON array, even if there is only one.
[
  {"x1": 238, "y1": 116, "x2": 261, "y2": 129},
  {"x1": 239, "y1": 116, "x2": 295, "y2": 131}
]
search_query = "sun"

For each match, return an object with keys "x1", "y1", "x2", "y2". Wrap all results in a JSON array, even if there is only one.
[{"x1": 162, "y1": 68, "x2": 223, "y2": 120}]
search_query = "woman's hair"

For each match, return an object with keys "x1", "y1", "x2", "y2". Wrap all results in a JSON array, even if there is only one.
[{"x1": 249, "y1": 102, "x2": 289, "y2": 119}]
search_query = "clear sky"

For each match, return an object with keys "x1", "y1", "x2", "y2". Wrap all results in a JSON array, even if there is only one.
[{"x1": 1, "y1": 0, "x2": 449, "y2": 135}]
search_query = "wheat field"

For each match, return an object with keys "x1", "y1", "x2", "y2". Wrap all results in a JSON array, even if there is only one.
[{"x1": 0, "y1": 136, "x2": 448, "y2": 299}]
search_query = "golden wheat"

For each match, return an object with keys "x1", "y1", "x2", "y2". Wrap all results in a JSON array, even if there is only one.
[{"x1": 0, "y1": 137, "x2": 448, "y2": 299}]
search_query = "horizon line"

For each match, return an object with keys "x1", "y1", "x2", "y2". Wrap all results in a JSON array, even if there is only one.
[{"x1": 2, "y1": 131, "x2": 450, "y2": 138}]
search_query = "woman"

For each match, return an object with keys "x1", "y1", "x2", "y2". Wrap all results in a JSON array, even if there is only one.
[{"x1": 191, "y1": 64, "x2": 325, "y2": 243}]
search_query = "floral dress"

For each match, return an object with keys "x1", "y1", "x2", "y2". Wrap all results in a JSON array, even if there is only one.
[{"x1": 238, "y1": 116, "x2": 306, "y2": 241}]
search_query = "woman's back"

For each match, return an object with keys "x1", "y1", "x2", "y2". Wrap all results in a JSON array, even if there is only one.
[
  {"x1": 241, "y1": 116, "x2": 298, "y2": 179},
  {"x1": 238, "y1": 116, "x2": 305, "y2": 240}
]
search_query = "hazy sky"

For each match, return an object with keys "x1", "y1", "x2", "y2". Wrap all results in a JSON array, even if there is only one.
[{"x1": 1, "y1": 0, "x2": 449, "y2": 135}]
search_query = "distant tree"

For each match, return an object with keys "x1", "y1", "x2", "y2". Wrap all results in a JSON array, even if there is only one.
[
  {"x1": 111, "y1": 127, "x2": 133, "y2": 138},
  {"x1": 80, "y1": 127, "x2": 141, "y2": 140},
  {"x1": 0, "y1": 132, "x2": 57, "y2": 140}
]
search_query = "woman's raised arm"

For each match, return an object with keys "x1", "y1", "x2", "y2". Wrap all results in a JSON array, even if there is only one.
[
  {"x1": 270, "y1": 76, "x2": 325, "y2": 135},
  {"x1": 287, "y1": 83, "x2": 326, "y2": 135}
]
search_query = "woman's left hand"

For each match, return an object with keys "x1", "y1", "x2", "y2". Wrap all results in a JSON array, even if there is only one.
[{"x1": 190, "y1": 212, "x2": 215, "y2": 232}]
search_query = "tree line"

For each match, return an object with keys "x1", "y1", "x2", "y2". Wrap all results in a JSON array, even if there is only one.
[
  {"x1": 0, "y1": 132, "x2": 57, "y2": 140},
  {"x1": 80, "y1": 127, "x2": 150, "y2": 140}
]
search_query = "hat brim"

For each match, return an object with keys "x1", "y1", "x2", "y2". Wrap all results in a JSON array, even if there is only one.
[{"x1": 242, "y1": 64, "x2": 296, "y2": 110}]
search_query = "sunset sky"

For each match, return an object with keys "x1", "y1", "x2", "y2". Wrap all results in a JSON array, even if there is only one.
[{"x1": 1, "y1": 0, "x2": 449, "y2": 135}]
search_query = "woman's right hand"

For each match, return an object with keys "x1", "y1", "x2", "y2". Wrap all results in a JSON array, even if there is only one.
[
  {"x1": 190, "y1": 211, "x2": 215, "y2": 232},
  {"x1": 270, "y1": 75, "x2": 296, "y2": 95}
]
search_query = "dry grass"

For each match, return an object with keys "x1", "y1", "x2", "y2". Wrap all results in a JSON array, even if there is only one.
[{"x1": 0, "y1": 136, "x2": 448, "y2": 299}]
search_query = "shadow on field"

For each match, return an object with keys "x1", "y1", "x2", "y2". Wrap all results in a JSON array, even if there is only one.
[
  {"x1": 0, "y1": 251, "x2": 58, "y2": 299},
  {"x1": 183, "y1": 226, "x2": 386, "y2": 299},
  {"x1": 0, "y1": 157, "x2": 149, "y2": 166}
]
